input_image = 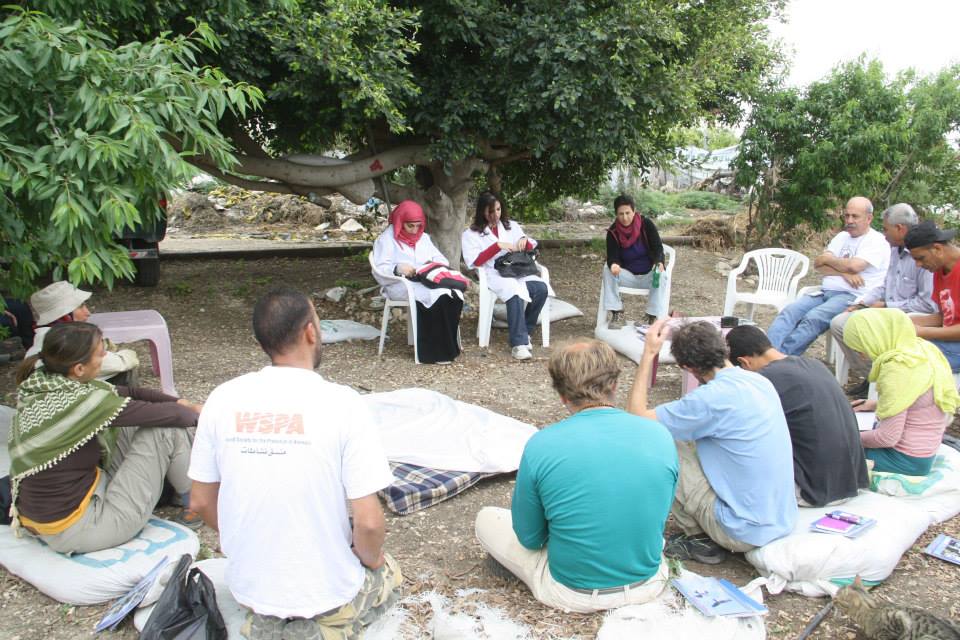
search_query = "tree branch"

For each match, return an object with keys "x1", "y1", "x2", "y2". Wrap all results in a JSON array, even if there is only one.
[
  {"x1": 229, "y1": 124, "x2": 270, "y2": 160},
  {"x1": 189, "y1": 159, "x2": 334, "y2": 207}
]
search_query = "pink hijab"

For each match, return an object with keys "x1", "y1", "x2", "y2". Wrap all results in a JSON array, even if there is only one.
[{"x1": 389, "y1": 201, "x2": 426, "y2": 248}]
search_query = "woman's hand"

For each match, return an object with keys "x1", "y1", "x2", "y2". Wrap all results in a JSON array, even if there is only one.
[
  {"x1": 610, "y1": 263, "x2": 622, "y2": 277},
  {"x1": 851, "y1": 398, "x2": 876, "y2": 412},
  {"x1": 497, "y1": 241, "x2": 516, "y2": 252},
  {"x1": 516, "y1": 237, "x2": 528, "y2": 251},
  {"x1": 177, "y1": 398, "x2": 204, "y2": 414},
  {"x1": 656, "y1": 262, "x2": 666, "y2": 272},
  {"x1": 396, "y1": 263, "x2": 416, "y2": 277}
]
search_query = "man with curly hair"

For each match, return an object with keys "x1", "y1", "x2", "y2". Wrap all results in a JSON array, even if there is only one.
[{"x1": 628, "y1": 320, "x2": 797, "y2": 564}]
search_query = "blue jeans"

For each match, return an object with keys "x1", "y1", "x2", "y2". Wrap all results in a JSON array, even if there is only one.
[
  {"x1": 767, "y1": 290, "x2": 855, "y2": 356},
  {"x1": 601, "y1": 265, "x2": 669, "y2": 319},
  {"x1": 505, "y1": 281, "x2": 548, "y2": 347},
  {"x1": 929, "y1": 339, "x2": 960, "y2": 372}
]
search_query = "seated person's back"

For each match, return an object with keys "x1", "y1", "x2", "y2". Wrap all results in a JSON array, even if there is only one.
[
  {"x1": 513, "y1": 406, "x2": 676, "y2": 588},
  {"x1": 727, "y1": 325, "x2": 868, "y2": 506}
]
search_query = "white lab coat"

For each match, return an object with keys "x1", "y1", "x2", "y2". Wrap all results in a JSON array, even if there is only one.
[
  {"x1": 372, "y1": 228, "x2": 464, "y2": 308},
  {"x1": 461, "y1": 221, "x2": 554, "y2": 303}
]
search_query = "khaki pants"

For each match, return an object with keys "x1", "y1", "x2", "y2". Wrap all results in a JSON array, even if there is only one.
[
  {"x1": 241, "y1": 554, "x2": 403, "y2": 640},
  {"x1": 830, "y1": 311, "x2": 870, "y2": 379},
  {"x1": 474, "y1": 507, "x2": 669, "y2": 613},
  {"x1": 672, "y1": 441, "x2": 755, "y2": 554},
  {"x1": 40, "y1": 427, "x2": 193, "y2": 554}
]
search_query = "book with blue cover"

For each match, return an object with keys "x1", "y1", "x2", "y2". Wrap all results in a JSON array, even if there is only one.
[
  {"x1": 672, "y1": 574, "x2": 768, "y2": 618},
  {"x1": 95, "y1": 556, "x2": 169, "y2": 632},
  {"x1": 925, "y1": 533, "x2": 960, "y2": 566}
]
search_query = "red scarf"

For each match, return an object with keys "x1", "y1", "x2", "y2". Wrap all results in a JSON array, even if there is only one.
[
  {"x1": 611, "y1": 214, "x2": 644, "y2": 248},
  {"x1": 389, "y1": 200, "x2": 426, "y2": 248}
]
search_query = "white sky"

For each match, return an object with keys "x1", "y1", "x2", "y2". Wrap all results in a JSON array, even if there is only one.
[{"x1": 768, "y1": 0, "x2": 960, "y2": 87}]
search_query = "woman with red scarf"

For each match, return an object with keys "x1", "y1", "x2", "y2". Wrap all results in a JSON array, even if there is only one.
[
  {"x1": 372, "y1": 200, "x2": 464, "y2": 363},
  {"x1": 603, "y1": 194, "x2": 667, "y2": 326}
]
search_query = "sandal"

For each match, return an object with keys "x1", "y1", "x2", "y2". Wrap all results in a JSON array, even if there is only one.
[{"x1": 174, "y1": 508, "x2": 204, "y2": 530}]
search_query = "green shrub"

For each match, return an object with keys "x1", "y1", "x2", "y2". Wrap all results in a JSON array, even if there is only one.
[
  {"x1": 632, "y1": 190, "x2": 672, "y2": 217},
  {"x1": 673, "y1": 191, "x2": 740, "y2": 211}
]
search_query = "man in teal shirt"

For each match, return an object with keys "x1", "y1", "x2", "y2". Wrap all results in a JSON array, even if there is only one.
[{"x1": 475, "y1": 338, "x2": 678, "y2": 612}]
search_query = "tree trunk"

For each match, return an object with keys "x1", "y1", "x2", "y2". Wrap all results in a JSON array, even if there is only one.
[{"x1": 380, "y1": 158, "x2": 485, "y2": 268}]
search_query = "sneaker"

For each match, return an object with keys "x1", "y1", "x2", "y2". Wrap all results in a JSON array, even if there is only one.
[
  {"x1": 174, "y1": 508, "x2": 204, "y2": 530},
  {"x1": 608, "y1": 310, "x2": 625, "y2": 329},
  {"x1": 240, "y1": 611, "x2": 286, "y2": 640},
  {"x1": 664, "y1": 533, "x2": 728, "y2": 565},
  {"x1": 844, "y1": 379, "x2": 869, "y2": 399},
  {"x1": 511, "y1": 345, "x2": 532, "y2": 360}
]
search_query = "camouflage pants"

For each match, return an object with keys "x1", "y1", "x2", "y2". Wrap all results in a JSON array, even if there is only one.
[{"x1": 241, "y1": 553, "x2": 403, "y2": 640}]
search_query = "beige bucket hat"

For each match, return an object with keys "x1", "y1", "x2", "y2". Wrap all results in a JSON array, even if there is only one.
[{"x1": 30, "y1": 281, "x2": 92, "y2": 326}]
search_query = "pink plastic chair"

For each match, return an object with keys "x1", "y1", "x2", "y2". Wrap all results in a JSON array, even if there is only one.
[{"x1": 88, "y1": 310, "x2": 178, "y2": 396}]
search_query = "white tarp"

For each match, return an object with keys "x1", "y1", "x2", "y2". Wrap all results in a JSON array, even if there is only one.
[{"x1": 366, "y1": 388, "x2": 537, "y2": 473}]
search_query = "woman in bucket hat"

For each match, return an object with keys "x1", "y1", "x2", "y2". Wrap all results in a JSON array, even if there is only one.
[{"x1": 26, "y1": 281, "x2": 139, "y2": 383}]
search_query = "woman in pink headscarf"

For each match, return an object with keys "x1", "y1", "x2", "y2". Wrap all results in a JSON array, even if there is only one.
[{"x1": 372, "y1": 200, "x2": 465, "y2": 363}]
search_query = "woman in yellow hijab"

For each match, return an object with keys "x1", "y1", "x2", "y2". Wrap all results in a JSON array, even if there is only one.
[{"x1": 844, "y1": 308, "x2": 959, "y2": 475}]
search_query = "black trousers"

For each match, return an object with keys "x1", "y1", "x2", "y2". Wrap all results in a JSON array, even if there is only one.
[{"x1": 415, "y1": 294, "x2": 463, "y2": 363}]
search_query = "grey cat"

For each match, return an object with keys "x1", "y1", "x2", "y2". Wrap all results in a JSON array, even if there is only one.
[{"x1": 833, "y1": 576, "x2": 960, "y2": 639}]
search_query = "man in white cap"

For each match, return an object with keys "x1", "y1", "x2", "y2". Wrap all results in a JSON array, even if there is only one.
[{"x1": 27, "y1": 281, "x2": 139, "y2": 382}]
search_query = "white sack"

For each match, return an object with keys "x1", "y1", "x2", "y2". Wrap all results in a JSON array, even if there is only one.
[
  {"x1": 319, "y1": 319, "x2": 381, "y2": 343},
  {"x1": 367, "y1": 388, "x2": 536, "y2": 473},
  {"x1": 745, "y1": 491, "x2": 929, "y2": 597},
  {"x1": 491, "y1": 298, "x2": 582, "y2": 328},
  {"x1": 594, "y1": 326, "x2": 673, "y2": 364},
  {"x1": 0, "y1": 518, "x2": 199, "y2": 605}
]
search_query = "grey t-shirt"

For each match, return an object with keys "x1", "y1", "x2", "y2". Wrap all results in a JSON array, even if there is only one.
[{"x1": 758, "y1": 356, "x2": 869, "y2": 506}]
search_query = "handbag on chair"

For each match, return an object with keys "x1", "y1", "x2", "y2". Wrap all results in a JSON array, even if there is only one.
[{"x1": 494, "y1": 250, "x2": 541, "y2": 278}]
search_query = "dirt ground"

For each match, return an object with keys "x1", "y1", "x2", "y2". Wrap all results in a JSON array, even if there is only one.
[{"x1": 1, "y1": 237, "x2": 959, "y2": 639}]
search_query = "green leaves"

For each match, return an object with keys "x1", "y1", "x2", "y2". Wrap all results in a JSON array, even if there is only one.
[
  {"x1": 735, "y1": 59, "x2": 960, "y2": 240},
  {"x1": 0, "y1": 7, "x2": 261, "y2": 296}
]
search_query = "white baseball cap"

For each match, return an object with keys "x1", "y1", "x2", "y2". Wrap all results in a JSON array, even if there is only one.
[{"x1": 30, "y1": 281, "x2": 92, "y2": 326}]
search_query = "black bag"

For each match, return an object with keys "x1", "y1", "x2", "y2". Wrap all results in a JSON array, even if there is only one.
[
  {"x1": 493, "y1": 250, "x2": 540, "y2": 278},
  {"x1": 0, "y1": 476, "x2": 10, "y2": 526},
  {"x1": 140, "y1": 554, "x2": 227, "y2": 640}
]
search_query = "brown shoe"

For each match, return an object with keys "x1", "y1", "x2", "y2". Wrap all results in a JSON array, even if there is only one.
[{"x1": 174, "y1": 508, "x2": 204, "y2": 530}]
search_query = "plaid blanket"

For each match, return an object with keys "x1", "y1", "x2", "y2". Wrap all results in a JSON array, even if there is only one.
[{"x1": 380, "y1": 462, "x2": 496, "y2": 515}]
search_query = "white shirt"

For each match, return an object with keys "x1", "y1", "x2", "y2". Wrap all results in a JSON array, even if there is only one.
[
  {"x1": 372, "y1": 228, "x2": 463, "y2": 308},
  {"x1": 461, "y1": 221, "x2": 554, "y2": 303},
  {"x1": 188, "y1": 366, "x2": 394, "y2": 618},
  {"x1": 821, "y1": 228, "x2": 890, "y2": 294}
]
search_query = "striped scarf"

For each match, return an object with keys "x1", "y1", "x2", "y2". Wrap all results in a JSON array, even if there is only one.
[{"x1": 8, "y1": 369, "x2": 129, "y2": 530}]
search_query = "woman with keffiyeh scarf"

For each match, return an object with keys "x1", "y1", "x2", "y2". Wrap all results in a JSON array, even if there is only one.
[
  {"x1": 9, "y1": 322, "x2": 202, "y2": 553},
  {"x1": 372, "y1": 200, "x2": 465, "y2": 364},
  {"x1": 602, "y1": 194, "x2": 668, "y2": 327}
]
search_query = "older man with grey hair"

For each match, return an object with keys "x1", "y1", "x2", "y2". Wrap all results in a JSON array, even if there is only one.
[{"x1": 830, "y1": 203, "x2": 936, "y2": 395}]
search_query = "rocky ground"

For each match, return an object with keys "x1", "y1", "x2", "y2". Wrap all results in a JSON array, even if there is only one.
[{"x1": 0, "y1": 198, "x2": 958, "y2": 639}]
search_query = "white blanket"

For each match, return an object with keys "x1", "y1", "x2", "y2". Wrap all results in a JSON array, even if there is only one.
[{"x1": 366, "y1": 388, "x2": 537, "y2": 473}]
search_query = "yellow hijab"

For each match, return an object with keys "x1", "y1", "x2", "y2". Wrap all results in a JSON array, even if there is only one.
[{"x1": 844, "y1": 308, "x2": 959, "y2": 419}]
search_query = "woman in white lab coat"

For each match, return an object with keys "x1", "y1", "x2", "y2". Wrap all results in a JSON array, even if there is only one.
[
  {"x1": 373, "y1": 200, "x2": 464, "y2": 363},
  {"x1": 462, "y1": 192, "x2": 551, "y2": 360}
]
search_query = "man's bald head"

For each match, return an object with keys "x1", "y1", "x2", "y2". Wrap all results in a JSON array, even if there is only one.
[{"x1": 843, "y1": 196, "x2": 874, "y2": 237}]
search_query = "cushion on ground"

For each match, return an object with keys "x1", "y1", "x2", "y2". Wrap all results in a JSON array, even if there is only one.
[
  {"x1": 594, "y1": 325, "x2": 673, "y2": 364},
  {"x1": 380, "y1": 462, "x2": 494, "y2": 515},
  {"x1": 319, "y1": 319, "x2": 381, "y2": 343},
  {"x1": 744, "y1": 491, "x2": 929, "y2": 597},
  {"x1": 367, "y1": 388, "x2": 536, "y2": 473},
  {"x1": 0, "y1": 518, "x2": 199, "y2": 605},
  {"x1": 869, "y1": 444, "x2": 960, "y2": 524},
  {"x1": 491, "y1": 297, "x2": 583, "y2": 328}
]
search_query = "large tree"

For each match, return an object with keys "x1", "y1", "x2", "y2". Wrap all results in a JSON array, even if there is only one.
[
  {"x1": 2, "y1": 0, "x2": 783, "y2": 297},
  {"x1": 734, "y1": 59, "x2": 960, "y2": 244},
  {"x1": 138, "y1": 0, "x2": 784, "y2": 265}
]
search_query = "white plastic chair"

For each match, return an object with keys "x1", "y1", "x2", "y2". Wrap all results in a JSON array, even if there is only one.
[
  {"x1": 722, "y1": 249, "x2": 810, "y2": 320},
  {"x1": 477, "y1": 263, "x2": 551, "y2": 348},
  {"x1": 595, "y1": 245, "x2": 676, "y2": 329},
  {"x1": 368, "y1": 252, "x2": 420, "y2": 364}
]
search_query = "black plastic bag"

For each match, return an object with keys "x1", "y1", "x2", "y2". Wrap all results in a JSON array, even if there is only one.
[
  {"x1": 140, "y1": 554, "x2": 227, "y2": 640},
  {"x1": 494, "y1": 250, "x2": 540, "y2": 278}
]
